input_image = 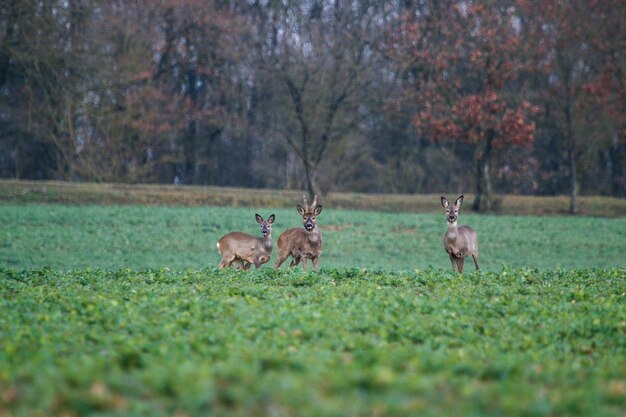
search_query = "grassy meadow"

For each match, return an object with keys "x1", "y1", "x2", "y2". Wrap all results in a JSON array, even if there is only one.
[
  {"x1": 2, "y1": 179, "x2": 626, "y2": 217},
  {"x1": 0, "y1": 204, "x2": 624, "y2": 271},
  {"x1": 1, "y1": 268, "x2": 625, "y2": 417},
  {"x1": 0, "y1": 182, "x2": 625, "y2": 416}
]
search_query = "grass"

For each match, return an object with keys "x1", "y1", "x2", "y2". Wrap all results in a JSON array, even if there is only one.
[
  {"x1": 0, "y1": 204, "x2": 625, "y2": 271},
  {"x1": 1, "y1": 179, "x2": 625, "y2": 217},
  {"x1": 0, "y1": 183, "x2": 625, "y2": 416},
  {"x1": 1, "y1": 267, "x2": 625, "y2": 416}
]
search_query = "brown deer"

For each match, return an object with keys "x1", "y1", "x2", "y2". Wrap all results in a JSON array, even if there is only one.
[
  {"x1": 275, "y1": 195, "x2": 323, "y2": 270},
  {"x1": 441, "y1": 195, "x2": 479, "y2": 273},
  {"x1": 217, "y1": 214, "x2": 275, "y2": 270}
]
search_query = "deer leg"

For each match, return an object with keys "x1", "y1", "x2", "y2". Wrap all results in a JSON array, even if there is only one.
[
  {"x1": 254, "y1": 256, "x2": 270, "y2": 269},
  {"x1": 449, "y1": 254, "x2": 457, "y2": 273},
  {"x1": 274, "y1": 252, "x2": 288, "y2": 268},
  {"x1": 301, "y1": 258, "x2": 308, "y2": 270},
  {"x1": 230, "y1": 258, "x2": 243, "y2": 269},
  {"x1": 312, "y1": 257, "x2": 319, "y2": 271},
  {"x1": 458, "y1": 257, "x2": 465, "y2": 273},
  {"x1": 219, "y1": 254, "x2": 236, "y2": 270},
  {"x1": 472, "y1": 254, "x2": 479, "y2": 270},
  {"x1": 238, "y1": 261, "x2": 250, "y2": 270},
  {"x1": 289, "y1": 255, "x2": 301, "y2": 268}
]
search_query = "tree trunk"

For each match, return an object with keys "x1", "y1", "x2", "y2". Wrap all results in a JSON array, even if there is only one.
[
  {"x1": 304, "y1": 162, "x2": 321, "y2": 199},
  {"x1": 13, "y1": 146, "x2": 19, "y2": 179},
  {"x1": 562, "y1": 85, "x2": 579, "y2": 214},
  {"x1": 473, "y1": 159, "x2": 484, "y2": 212},
  {"x1": 609, "y1": 132, "x2": 625, "y2": 197},
  {"x1": 473, "y1": 131, "x2": 494, "y2": 212},
  {"x1": 569, "y1": 149, "x2": 578, "y2": 215},
  {"x1": 483, "y1": 154, "x2": 493, "y2": 210}
]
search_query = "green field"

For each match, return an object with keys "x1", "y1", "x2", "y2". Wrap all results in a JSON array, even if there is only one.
[
  {"x1": 1, "y1": 268, "x2": 625, "y2": 416},
  {"x1": 1, "y1": 204, "x2": 625, "y2": 271},
  {"x1": 1, "y1": 202, "x2": 625, "y2": 416}
]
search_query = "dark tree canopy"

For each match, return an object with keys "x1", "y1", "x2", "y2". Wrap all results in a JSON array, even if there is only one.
[{"x1": 0, "y1": 0, "x2": 623, "y2": 210}]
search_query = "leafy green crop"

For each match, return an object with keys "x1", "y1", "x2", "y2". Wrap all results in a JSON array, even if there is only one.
[
  {"x1": 1, "y1": 267, "x2": 625, "y2": 416},
  {"x1": 0, "y1": 204, "x2": 624, "y2": 271},
  {"x1": 1, "y1": 204, "x2": 625, "y2": 415}
]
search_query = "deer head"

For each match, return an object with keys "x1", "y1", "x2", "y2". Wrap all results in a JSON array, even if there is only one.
[
  {"x1": 256, "y1": 213, "x2": 275, "y2": 237},
  {"x1": 441, "y1": 195, "x2": 464, "y2": 225},
  {"x1": 297, "y1": 194, "x2": 322, "y2": 231}
]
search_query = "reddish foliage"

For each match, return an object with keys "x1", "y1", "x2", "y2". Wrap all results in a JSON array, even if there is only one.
[
  {"x1": 519, "y1": 0, "x2": 624, "y2": 139},
  {"x1": 390, "y1": 2, "x2": 537, "y2": 151}
]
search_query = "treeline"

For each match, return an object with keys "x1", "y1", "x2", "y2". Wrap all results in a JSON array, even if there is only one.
[{"x1": 0, "y1": 0, "x2": 623, "y2": 212}]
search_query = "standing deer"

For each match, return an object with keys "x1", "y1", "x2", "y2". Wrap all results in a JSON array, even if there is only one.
[
  {"x1": 441, "y1": 195, "x2": 479, "y2": 273},
  {"x1": 275, "y1": 195, "x2": 323, "y2": 270},
  {"x1": 217, "y1": 214, "x2": 275, "y2": 270}
]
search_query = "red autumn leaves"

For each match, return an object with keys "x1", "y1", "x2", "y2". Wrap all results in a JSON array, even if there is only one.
[
  {"x1": 394, "y1": 3, "x2": 538, "y2": 151},
  {"x1": 413, "y1": 92, "x2": 538, "y2": 148}
]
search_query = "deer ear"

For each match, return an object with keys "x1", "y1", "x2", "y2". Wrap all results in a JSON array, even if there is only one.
[
  {"x1": 255, "y1": 213, "x2": 263, "y2": 224},
  {"x1": 455, "y1": 195, "x2": 464, "y2": 206},
  {"x1": 297, "y1": 205, "x2": 306, "y2": 216},
  {"x1": 314, "y1": 205, "x2": 322, "y2": 215},
  {"x1": 268, "y1": 214, "x2": 275, "y2": 224},
  {"x1": 441, "y1": 196, "x2": 449, "y2": 208}
]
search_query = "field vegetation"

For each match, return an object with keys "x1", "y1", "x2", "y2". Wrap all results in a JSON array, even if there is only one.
[
  {"x1": 0, "y1": 184, "x2": 625, "y2": 416},
  {"x1": 1, "y1": 180, "x2": 626, "y2": 217},
  {"x1": 0, "y1": 203, "x2": 624, "y2": 271},
  {"x1": 1, "y1": 268, "x2": 625, "y2": 416}
]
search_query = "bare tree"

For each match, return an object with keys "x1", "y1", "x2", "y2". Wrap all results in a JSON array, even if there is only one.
[
  {"x1": 254, "y1": 1, "x2": 377, "y2": 198},
  {"x1": 0, "y1": 0, "x2": 91, "y2": 179},
  {"x1": 520, "y1": 0, "x2": 604, "y2": 214}
]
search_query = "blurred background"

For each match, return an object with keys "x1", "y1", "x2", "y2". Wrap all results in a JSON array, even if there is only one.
[{"x1": 0, "y1": 0, "x2": 623, "y2": 213}]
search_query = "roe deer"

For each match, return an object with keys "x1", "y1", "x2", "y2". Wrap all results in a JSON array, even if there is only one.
[
  {"x1": 217, "y1": 214, "x2": 275, "y2": 270},
  {"x1": 441, "y1": 195, "x2": 479, "y2": 273},
  {"x1": 275, "y1": 195, "x2": 323, "y2": 270}
]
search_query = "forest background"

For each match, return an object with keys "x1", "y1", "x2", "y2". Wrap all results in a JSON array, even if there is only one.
[{"x1": 0, "y1": 0, "x2": 623, "y2": 213}]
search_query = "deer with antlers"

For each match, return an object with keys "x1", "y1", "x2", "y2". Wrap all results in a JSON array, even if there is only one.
[{"x1": 275, "y1": 195, "x2": 323, "y2": 270}]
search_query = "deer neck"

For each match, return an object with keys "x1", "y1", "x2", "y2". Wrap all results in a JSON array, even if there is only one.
[
  {"x1": 260, "y1": 234, "x2": 272, "y2": 251},
  {"x1": 446, "y1": 222, "x2": 459, "y2": 240},
  {"x1": 306, "y1": 226, "x2": 321, "y2": 243}
]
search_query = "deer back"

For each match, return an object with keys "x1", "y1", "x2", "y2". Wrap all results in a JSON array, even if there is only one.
[
  {"x1": 218, "y1": 232, "x2": 271, "y2": 263},
  {"x1": 277, "y1": 227, "x2": 322, "y2": 257}
]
